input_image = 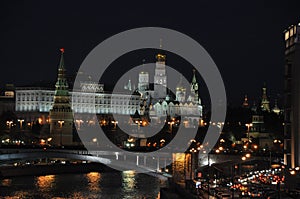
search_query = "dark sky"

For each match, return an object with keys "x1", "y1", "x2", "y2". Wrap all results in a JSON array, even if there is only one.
[{"x1": 1, "y1": 0, "x2": 300, "y2": 107}]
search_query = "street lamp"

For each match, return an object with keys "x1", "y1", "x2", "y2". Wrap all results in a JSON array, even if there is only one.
[
  {"x1": 46, "y1": 137, "x2": 52, "y2": 146},
  {"x1": 168, "y1": 121, "x2": 175, "y2": 132},
  {"x1": 245, "y1": 123, "x2": 253, "y2": 144},
  {"x1": 111, "y1": 120, "x2": 118, "y2": 129},
  {"x1": 92, "y1": 138, "x2": 98, "y2": 146},
  {"x1": 135, "y1": 120, "x2": 142, "y2": 131},
  {"x1": 6, "y1": 121, "x2": 13, "y2": 130},
  {"x1": 58, "y1": 120, "x2": 64, "y2": 146},
  {"x1": 17, "y1": 119, "x2": 24, "y2": 130},
  {"x1": 75, "y1": 119, "x2": 83, "y2": 130}
]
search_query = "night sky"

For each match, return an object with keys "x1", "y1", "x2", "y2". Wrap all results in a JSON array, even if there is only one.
[{"x1": 1, "y1": 0, "x2": 300, "y2": 107}]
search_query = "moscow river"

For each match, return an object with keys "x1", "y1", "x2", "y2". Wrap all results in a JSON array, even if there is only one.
[{"x1": 0, "y1": 171, "x2": 162, "y2": 199}]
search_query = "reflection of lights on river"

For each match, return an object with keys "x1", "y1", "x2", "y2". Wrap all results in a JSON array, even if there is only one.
[
  {"x1": 122, "y1": 170, "x2": 136, "y2": 191},
  {"x1": 1, "y1": 178, "x2": 12, "y2": 186},
  {"x1": 36, "y1": 175, "x2": 55, "y2": 191},
  {"x1": 86, "y1": 172, "x2": 101, "y2": 192}
]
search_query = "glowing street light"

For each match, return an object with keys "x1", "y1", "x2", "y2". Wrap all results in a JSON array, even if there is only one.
[
  {"x1": 58, "y1": 120, "x2": 64, "y2": 146},
  {"x1": 135, "y1": 120, "x2": 142, "y2": 131},
  {"x1": 6, "y1": 121, "x2": 13, "y2": 130},
  {"x1": 168, "y1": 121, "x2": 175, "y2": 132},
  {"x1": 111, "y1": 120, "x2": 118, "y2": 129},
  {"x1": 75, "y1": 119, "x2": 83, "y2": 130},
  {"x1": 92, "y1": 138, "x2": 98, "y2": 146},
  {"x1": 245, "y1": 123, "x2": 253, "y2": 143},
  {"x1": 17, "y1": 119, "x2": 24, "y2": 130},
  {"x1": 290, "y1": 170, "x2": 296, "y2": 175},
  {"x1": 58, "y1": 120, "x2": 64, "y2": 128}
]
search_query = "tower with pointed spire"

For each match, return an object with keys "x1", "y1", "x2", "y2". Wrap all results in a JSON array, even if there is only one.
[
  {"x1": 242, "y1": 95, "x2": 249, "y2": 108},
  {"x1": 272, "y1": 99, "x2": 281, "y2": 115},
  {"x1": 260, "y1": 83, "x2": 270, "y2": 112},
  {"x1": 49, "y1": 49, "x2": 74, "y2": 146},
  {"x1": 154, "y1": 40, "x2": 167, "y2": 99},
  {"x1": 138, "y1": 60, "x2": 149, "y2": 92},
  {"x1": 124, "y1": 78, "x2": 132, "y2": 91},
  {"x1": 176, "y1": 75, "x2": 186, "y2": 103},
  {"x1": 189, "y1": 69, "x2": 199, "y2": 104}
]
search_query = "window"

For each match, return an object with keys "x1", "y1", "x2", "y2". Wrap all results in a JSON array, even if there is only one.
[
  {"x1": 290, "y1": 27, "x2": 294, "y2": 37},
  {"x1": 285, "y1": 31, "x2": 289, "y2": 41}
]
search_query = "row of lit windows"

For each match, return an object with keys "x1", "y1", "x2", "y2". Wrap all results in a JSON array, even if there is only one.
[
  {"x1": 17, "y1": 91, "x2": 139, "y2": 99},
  {"x1": 71, "y1": 99, "x2": 139, "y2": 105},
  {"x1": 74, "y1": 109, "x2": 136, "y2": 114},
  {"x1": 17, "y1": 96, "x2": 54, "y2": 101},
  {"x1": 285, "y1": 25, "x2": 298, "y2": 41},
  {"x1": 16, "y1": 104, "x2": 138, "y2": 112}
]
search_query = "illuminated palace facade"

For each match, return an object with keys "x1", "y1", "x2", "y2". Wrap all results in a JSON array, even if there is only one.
[
  {"x1": 15, "y1": 50, "x2": 203, "y2": 136},
  {"x1": 15, "y1": 87, "x2": 140, "y2": 116}
]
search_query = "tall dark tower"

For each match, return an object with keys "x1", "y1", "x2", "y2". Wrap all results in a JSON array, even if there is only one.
[
  {"x1": 284, "y1": 23, "x2": 300, "y2": 168},
  {"x1": 49, "y1": 49, "x2": 73, "y2": 146},
  {"x1": 190, "y1": 69, "x2": 199, "y2": 104}
]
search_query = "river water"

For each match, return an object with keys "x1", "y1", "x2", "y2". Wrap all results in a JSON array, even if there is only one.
[{"x1": 0, "y1": 171, "x2": 161, "y2": 199}]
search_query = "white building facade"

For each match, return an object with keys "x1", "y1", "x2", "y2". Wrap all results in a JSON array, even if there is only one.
[{"x1": 15, "y1": 86, "x2": 141, "y2": 115}]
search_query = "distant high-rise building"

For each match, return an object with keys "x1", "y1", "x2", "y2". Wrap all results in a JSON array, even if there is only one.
[
  {"x1": 49, "y1": 49, "x2": 74, "y2": 146},
  {"x1": 284, "y1": 23, "x2": 300, "y2": 168}
]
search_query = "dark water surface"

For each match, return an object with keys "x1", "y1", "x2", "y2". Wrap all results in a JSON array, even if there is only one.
[{"x1": 0, "y1": 171, "x2": 161, "y2": 199}]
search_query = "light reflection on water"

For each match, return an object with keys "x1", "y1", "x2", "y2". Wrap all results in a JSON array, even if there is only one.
[
  {"x1": 86, "y1": 172, "x2": 101, "y2": 192},
  {"x1": 36, "y1": 175, "x2": 55, "y2": 191},
  {"x1": 0, "y1": 171, "x2": 161, "y2": 199}
]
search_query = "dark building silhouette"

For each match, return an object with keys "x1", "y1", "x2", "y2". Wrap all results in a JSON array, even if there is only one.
[{"x1": 284, "y1": 23, "x2": 300, "y2": 168}]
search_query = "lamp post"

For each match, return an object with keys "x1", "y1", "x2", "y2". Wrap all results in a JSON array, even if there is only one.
[
  {"x1": 168, "y1": 121, "x2": 175, "y2": 132},
  {"x1": 92, "y1": 138, "x2": 98, "y2": 146},
  {"x1": 245, "y1": 123, "x2": 253, "y2": 144},
  {"x1": 58, "y1": 120, "x2": 64, "y2": 146},
  {"x1": 112, "y1": 120, "x2": 118, "y2": 129},
  {"x1": 46, "y1": 137, "x2": 52, "y2": 146},
  {"x1": 75, "y1": 119, "x2": 83, "y2": 130},
  {"x1": 135, "y1": 120, "x2": 142, "y2": 132},
  {"x1": 17, "y1": 119, "x2": 24, "y2": 130},
  {"x1": 6, "y1": 121, "x2": 13, "y2": 130}
]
